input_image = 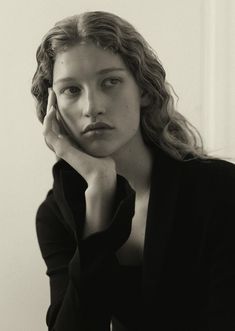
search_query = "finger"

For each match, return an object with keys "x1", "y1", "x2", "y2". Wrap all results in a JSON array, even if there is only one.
[
  {"x1": 46, "y1": 90, "x2": 67, "y2": 137},
  {"x1": 43, "y1": 108, "x2": 71, "y2": 153},
  {"x1": 43, "y1": 105, "x2": 56, "y2": 135},
  {"x1": 44, "y1": 128, "x2": 99, "y2": 179},
  {"x1": 51, "y1": 108, "x2": 71, "y2": 138},
  {"x1": 44, "y1": 110, "x2": 63, "y2": 142},
  {"x1": 52, "y1": 111, "x2": 62, "y2": 134},
  {"x1": 44, "y1": 123, "x2": 67, "y2": 155},
  {"x1": 43, "y1": 129, "x2": 57, "y2": 152},
  {"x1": 47, "y1": 88, "x2": 57, "y2": 114},
  {"x1": 44, "y1": 136, "x2": 55, "y2": 152},
  {"x1": 44, "y1": 105, "x2": 60, "y2": 134},
  {"x1": 55, "y1": 110, "x2": 70, "y2": 136},
  {"x1": 45, "y1": 132, "x2": 71, "y2": 159}
]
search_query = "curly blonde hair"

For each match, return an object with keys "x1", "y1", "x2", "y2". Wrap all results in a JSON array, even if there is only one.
[{"x1": 31, "y1": 10, "x2": 213, "y2": 161}]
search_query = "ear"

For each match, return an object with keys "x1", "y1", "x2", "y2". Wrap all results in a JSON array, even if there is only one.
[{"x1": 140, "y1": 89, "x2": 151, "y2": 107}]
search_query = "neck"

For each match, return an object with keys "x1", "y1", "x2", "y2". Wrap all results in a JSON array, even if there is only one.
[{"x1": 111, "y1": 131, "x2": 154, "y2": 196}]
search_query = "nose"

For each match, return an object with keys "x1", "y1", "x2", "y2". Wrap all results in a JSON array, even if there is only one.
[{"x1": 82, "y1": 88, "x2": 106, "y2": 119}]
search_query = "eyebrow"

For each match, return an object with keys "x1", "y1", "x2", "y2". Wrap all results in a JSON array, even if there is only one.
[{"x1": 53, "y1": 67, "x2": 126, "y2": 85}]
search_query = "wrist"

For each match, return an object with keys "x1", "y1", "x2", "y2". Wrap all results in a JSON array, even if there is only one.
[
  {"x1": 86, "y1": 170, "x2": 117, "y2": 193},
  {"x1": 83, "y1": 179, "x2": 117, "y2": 237}
]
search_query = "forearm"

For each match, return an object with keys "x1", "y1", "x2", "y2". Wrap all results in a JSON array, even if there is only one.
[{"x1": 82, "y1": 176, "x2": 117, "y2": 239}]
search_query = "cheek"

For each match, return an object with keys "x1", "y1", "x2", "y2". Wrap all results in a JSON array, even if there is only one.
[
  {"x1": 124, "y1": 101, "x2": 140, "y2": 120},
  {"x1": 120, "y1": 105, "x2": 140, "y2": 134},
  {"x1": 56, "y1": 98, "x2": 78, "y2": 119}
]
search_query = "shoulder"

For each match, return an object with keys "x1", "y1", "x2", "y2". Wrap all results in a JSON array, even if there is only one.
[
  {"x1": 36, "y1": 189, "x2": 71, "y2": 237},
  {"x1": 156, "y1": 147, "x2": 235, "y2": 181},
  {"x1": 36, "y1": 189, "x2": 77, "y2": 252},
  {"x1": 180, "y1": 155, "x2": 235, "y2": 179},
  {"x1": 36, "y1": 189, "x2": 60, "y2": 221},
  {"x1": 178, "y1": 156, "x2": 235, "y2": 202},
  {"x1": 155, "y1": 146, "x2": 235, "y2": 200}
]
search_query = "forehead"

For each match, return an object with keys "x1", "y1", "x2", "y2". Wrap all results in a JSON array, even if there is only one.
[{"x1": 53, "y1": 42, "x2": 127, "y2": 81}]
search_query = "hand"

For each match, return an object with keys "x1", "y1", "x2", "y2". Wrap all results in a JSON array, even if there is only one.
[{"x1": 43, "y1": 88, "x2": 117, "y2": 189}]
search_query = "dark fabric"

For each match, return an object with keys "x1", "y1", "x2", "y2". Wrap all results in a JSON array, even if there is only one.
[
  {"x1": 112, "y1": 264, "x2": 143, "y2": 330},
  {"x1": 35, "y1": 146, "x2": 235, "y2": 330}
]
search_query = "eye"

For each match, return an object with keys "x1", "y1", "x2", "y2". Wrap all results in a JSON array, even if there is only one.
[
  {"x1": 102, "y1": 77, "x2": 122, "y2": 87},
  {"x1": 61, "y1": 86, "x2": 81, "y2": 96}
]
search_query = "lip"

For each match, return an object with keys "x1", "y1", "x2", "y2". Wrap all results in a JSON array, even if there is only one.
[{"x1": 82, "y1": 122, "x2": 114, "y2": 134}]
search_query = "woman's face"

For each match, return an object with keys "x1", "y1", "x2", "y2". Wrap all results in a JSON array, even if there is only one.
[{"x1": 52, "y1": 42, "x2": 146, "y2": 157}]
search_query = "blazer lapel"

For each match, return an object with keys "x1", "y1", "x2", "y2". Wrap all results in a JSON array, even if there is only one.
[{"x1": 142, "y1": 148, "x2": 182, "y2": 308}]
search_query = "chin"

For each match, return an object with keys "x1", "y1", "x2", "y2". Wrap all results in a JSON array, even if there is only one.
[
  {"x1": 82, "y1": 146, "x2": 116, "y2": 158},
  {"x1": 81, "y1": 137, "x2": 130, "y2": 158}
]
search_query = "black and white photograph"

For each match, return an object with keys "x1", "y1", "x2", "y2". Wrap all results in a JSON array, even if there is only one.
[{"x1": 1, "y1": 0, "x2": 235, "y2": 330}]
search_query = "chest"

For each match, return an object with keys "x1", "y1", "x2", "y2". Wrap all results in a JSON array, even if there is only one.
[{"x1": 116, "y1": 194, "x2": 149, "y2": 265}]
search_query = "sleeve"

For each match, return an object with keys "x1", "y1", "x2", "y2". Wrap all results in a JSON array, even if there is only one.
[
  {"x1": 36, "y1": 175, "x2": 136, "y2": 331},
  {"x1": 203, "y1": 184, "x2": 235, "y2": 330}
]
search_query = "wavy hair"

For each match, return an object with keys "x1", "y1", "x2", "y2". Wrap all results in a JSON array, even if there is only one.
[{"x1": 31, "y1": 11, "x2": 214, "y2": 161}]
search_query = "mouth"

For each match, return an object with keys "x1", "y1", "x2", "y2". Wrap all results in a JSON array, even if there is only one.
[{"x1": 82, "y1": 122, "x2": 114, "y2": 134}]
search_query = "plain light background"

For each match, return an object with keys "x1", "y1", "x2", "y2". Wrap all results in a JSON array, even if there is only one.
[{"x1": 0, "y1": 0, "x2": 234, "y2": 330}]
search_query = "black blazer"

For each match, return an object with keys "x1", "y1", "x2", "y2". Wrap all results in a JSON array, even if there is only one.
[{"x1": 36, "y1": 146, "x2": 235, "y2": 330}]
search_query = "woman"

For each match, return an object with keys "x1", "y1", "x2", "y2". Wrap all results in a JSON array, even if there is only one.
[{"x1": 31, "y1": 11, "x2": 235, "y2": 330}]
